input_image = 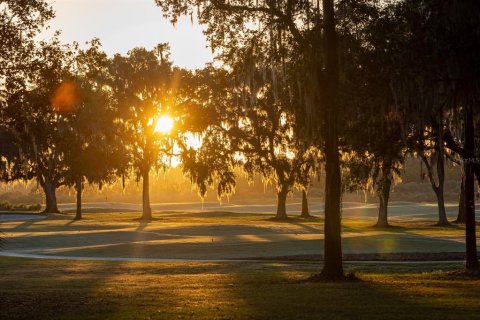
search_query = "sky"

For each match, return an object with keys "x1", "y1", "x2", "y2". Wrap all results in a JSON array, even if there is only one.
[{"x1": 41, "y1": 0, "x2": 213, "y2": 70}]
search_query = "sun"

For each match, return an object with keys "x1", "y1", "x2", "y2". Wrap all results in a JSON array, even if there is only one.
[{"x1": 154, "y1": 115, "x2": 174, "y2": 134}]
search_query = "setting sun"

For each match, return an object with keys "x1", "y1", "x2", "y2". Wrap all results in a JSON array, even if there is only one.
[{"x1": 154, "y1": 115, "x2": 174, "y2": 134}]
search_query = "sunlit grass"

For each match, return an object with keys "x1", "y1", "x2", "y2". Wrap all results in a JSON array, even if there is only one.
[
  {"x1": 0, "y1": 258, "x2": 478, "y2": 320},
  {"x1": 1, "y1": 211, "x2": 475, "y2": 260}
]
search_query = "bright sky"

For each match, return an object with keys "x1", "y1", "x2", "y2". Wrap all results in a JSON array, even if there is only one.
[{"x1": 42, "y1": 0, "x2": 213, "y2": 70}]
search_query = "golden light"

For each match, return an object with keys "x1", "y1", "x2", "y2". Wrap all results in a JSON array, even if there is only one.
[{"x1": 154, "y1": 115, "x2": 174, "y2": 134}]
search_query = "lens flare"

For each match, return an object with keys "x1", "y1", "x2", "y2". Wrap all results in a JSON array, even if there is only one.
[{"x1": 51, "y1": 81, "x2": 79, "y2": 114}]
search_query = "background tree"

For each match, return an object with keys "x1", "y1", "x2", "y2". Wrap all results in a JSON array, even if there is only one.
[
  {"x1": 382, "y1": 0, "x2": 480, "y2": 271},
  {"x1": 0, "y1": 0, "x2": 54, "y2": 94},
  {"x1": 110, "y1": 45, "x2": 176, "y2": 221},
  {"x1": 407, "y1": 117, "x2": 451, "y2": 226},
  {"x1": 1, "y1": 38, "x2": 78, "y2": 213},
  {"x1": 0, "y1": 0, "x2": 54, "y2": 196},
  {"x1": 338, "y1": 0, "x2": 405, "y2": 228},
  {"x1": 59, "y1": 40, "x2": 129, "y2": 220}
]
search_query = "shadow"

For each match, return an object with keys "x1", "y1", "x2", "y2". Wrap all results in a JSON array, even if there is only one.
[
  {"x1": 220, "y1": 262, "x2": 479, "y2": 320},
  {"x1": 1, "y1": 256, "x2": 478, "y2": 320},
  {"x1": 10, "y1": 218, "x2": 41, "y2": 231},
  {"x1": 135, "y1": 220, "x2": 151, "y2": 232}
]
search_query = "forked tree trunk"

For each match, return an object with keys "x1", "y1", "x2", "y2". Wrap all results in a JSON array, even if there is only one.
[
  {"x1": 321, "y1": 0, "x2": 343, "y2": 279},
  {"x1": 375, "y1": 166, "x2": 392, "y2": 228},
  {"x1": 276, "y1": 189, "x2": 288, "y2": 220},
  {"x1": 301, "y1": 189, "x2": 311, "y2": 218},
  {"x1": 42, "y1": 180, "x2": 60, "y2": 214},
  {"x1": 463, "y1": 105, "x2": 478, "y2": 270},
  {"x1": 455, "y1": 169, "x2": 466, "y2": 224},
  {"x1": 75, "y1": 177, "x2": 83, "y2": 220},
  {"x1": 421, "y1": 139, "x2": 449, "y2": 225},
  {"x1": 141, "y1": 166, "x2": 152, "y2": 221}
]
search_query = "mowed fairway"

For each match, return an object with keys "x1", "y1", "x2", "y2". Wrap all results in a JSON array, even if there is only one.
[
  {"x1": 1, "y1": 258, "x2": 479, "y2": 320},
  {"x1": 0, "y1": 201, "x2": 477, "y2": 260}
]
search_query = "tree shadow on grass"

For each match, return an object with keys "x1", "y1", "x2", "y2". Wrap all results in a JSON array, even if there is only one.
[
  {"x1": 2, "y1": 258, "x2": 479, "y2": 320},
  {"x1": 225, "y1": 263, "x2": 480, "y2": 320}
]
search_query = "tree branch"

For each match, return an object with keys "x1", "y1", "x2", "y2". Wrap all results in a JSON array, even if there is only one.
[{"x1": 210, "y1": 0, "x2": 305, "y2": 45}]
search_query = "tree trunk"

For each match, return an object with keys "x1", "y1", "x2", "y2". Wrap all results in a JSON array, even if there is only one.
[
  {"x1": 321, "y1": 0, "x2": 343, "y2": 279},
  {"x1": 75, "y1": 177, "x2": 83, "y2": 220},
  {"x1": 435, "y1": 187, "x2": 449, "y2": 226},
  {"x1": 276, "y1": 189, "x2": 288, "y2": 220},
  {"x1": 301, "y1": 189, "x2": 311, "y2": 218},
  {"x1": 463, "y1": 105, "x2": 478, "y2": 270},
  {"x1": 42, "y1": 180, "x2": 60, "y2": 214},
  {"x1": 455, "y1": 168, "x2": 466, "y2": 224},
  {"x1": 141, "y1": 166, "x2": 152, "y2": 221},
  {"x1": 375, "y1": 166, "x2": 392, "y2": 228},
  {"x1": 436, "y1": 125, "x2": 449, "y2": 225}
]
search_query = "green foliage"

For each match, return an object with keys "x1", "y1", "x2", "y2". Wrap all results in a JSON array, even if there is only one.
[{"x1": 0, "y1": 0, "x2": 54, "y2": 92}]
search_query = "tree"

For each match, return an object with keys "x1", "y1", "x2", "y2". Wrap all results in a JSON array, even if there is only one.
[
  {"x1": 178, "y1": 66, "x2": 236, "y2": 204},
  {"x1": 182, "y1": 63, "x2": 319, "y2": 219},
  {"x1": 337, "y1": 0, "x2": 405, "y2": 227},
  {"x1": 60, "y1": 40, "x2": 128, "y2": 220},
  {"x1": 157, "y1": 0, "x2": 345, "y2": 279},
  {"x1": 343, "y1": 120, "x2": 404, "y2": 228},
  {"x1": 227, "y1": 87, "x2": 319, "y2": 220},
  {"x1": 408, "y1": 117, "x2": 451, "y2": 226},
  {"x1": 0, "y1": 0, "x2": 54, "y2": 87},
  {"x1": 1, "y1": 38, "x2": 78, "y2": 213},
  {"x1": 0, "y1": 0, "x2": 54, "y2": 194},
  {"x1": 383, "y1": 0, "x2": 480, "y2": 271},
  {"x1": 110, "y1": 45, "x2": 176, "y2": 221}
]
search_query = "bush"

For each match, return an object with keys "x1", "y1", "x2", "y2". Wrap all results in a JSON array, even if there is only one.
[
  {"x1": 27, "y1": 204, "x2": 42, "y2": 211},
  {"x1": 0, "y1": 201, "x2": 41, "y2": 212},
  {"x1": 0, "y1": 201, "x2": 13, "y2": 210}
]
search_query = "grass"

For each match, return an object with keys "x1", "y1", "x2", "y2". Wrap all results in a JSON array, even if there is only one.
[
  {"x1": 1, "y1": 257, "x2": 479, "y2": 320},
  {"x1": 1, "y1": 211, "x2": 475, "y2": 260}
]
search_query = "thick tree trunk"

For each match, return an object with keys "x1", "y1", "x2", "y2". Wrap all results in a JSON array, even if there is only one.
[
  {"x1": 375, "y1": 167, "x2": 392, "y2": 228},
  {"x1": 75, "y1": 177, "x2": 82, "y2": 220},
  {"x1": 42, "y1": 180, "x2": 60, "y2": 214},
  {"x1": 276, "y1": 189, "x2": 288, "y2": 220},
  {"x1": 463, "y1": 105, "x2": 478, "y2": 270},
  {"x1": 141, "y1": 166, "x2": 152, "y2": 221},
  {"x1": 323, "y1": 126, "x2": 343, "y2": 278},
  {"x1": 301, "y1": 190, "x2": 311, "y2": 218},
  {"x1": 455, "y1": 170, "x2": 466, "y2": 224},
  {"x1": 435, "y1": 188, "x2": 449, "y2": 225},
  {"x1": 435, "y1": 126, "x2": 449, "y2": 225},
  {"x1": 321, "y1": 0, "x2": 343, "y2": 279}
]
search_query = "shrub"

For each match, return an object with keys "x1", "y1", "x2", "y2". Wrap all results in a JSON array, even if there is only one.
[
  {"x1": 0, "y1": 201, "x2": 42, "y2": 212},
  {"x1": 27, "y1": 204, "x2": 42, "y2": 211},
  {"x1": 0, "y1": 201, "x2": 13, "y2": 210}
]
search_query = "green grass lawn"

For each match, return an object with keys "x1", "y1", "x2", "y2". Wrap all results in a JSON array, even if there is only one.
[
  {"x1": 1, "y1": 257, "x2": 479, "y2": 320},
  {"x1": 1, "y1": 211, "x2": 475, "y2": 260}
]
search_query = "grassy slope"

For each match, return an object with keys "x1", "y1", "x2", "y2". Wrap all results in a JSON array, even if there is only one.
[{"x1": 1, "y1": 257, "x2": 479, "y2": 320}]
